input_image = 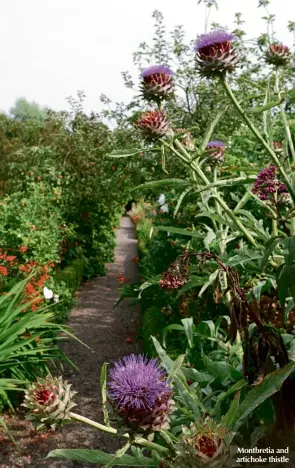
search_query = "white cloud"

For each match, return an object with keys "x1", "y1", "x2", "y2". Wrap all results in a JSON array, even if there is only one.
[{"x1": 0, "y1": 0, "x2": 293, "y2": 114}]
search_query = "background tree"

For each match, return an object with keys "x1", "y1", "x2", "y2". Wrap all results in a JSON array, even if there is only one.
[{"x1": 10, "y1": 97, "x2": 47, "y2": 121}]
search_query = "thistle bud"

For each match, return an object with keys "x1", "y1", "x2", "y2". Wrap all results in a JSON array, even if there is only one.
[
  {"x1": 273, "y1": 141, "x2": 283, "y2": 153},
  {"x1": 175, "y1": 419, "x2": 234, "y2": 468},
  {"x1": 206, "y1": 140, "x2": 225, "y2": 163},
  {"x1": 135, "y1": 110, "x2": 172, "y2": 140},
  {"x1": 265, "y1": 43, "x2": 291, "y2": 67},
  {"x1": 175, "y1": 129, "x2": 195, "y2": 151},
  {"x1": 195, "y1": 30, "x2": 238, "y2": 77},
  {"x1": 108, "y1": 354, "x2": 174, "y2": 432},
  {"x1": 141, "y1": 65, "x2": 174, "y2": 103},
  {"x1": 22, "y1": 375, "x2": 77, "y2": 430}
]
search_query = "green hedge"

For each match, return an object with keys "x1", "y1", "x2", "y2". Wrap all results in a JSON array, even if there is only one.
[{"x1": 55, "y1": 259, "x2": 84, "y2": 293}]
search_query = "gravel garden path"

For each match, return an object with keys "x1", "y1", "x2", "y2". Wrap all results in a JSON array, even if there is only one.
[{"x1": 0, "y1": 216, "x2": 141, "y2": 468}]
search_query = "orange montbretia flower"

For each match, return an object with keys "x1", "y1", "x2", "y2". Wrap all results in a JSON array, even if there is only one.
[
  {"x1": 0, "y1": 266, "x2": 8, "y2": 276},
  {"x1": 116, "y1": 274, "x2": 128, "y2": 283},
  {"x1": 131, "y1": 256, "x2": 139, "y2": 264}
]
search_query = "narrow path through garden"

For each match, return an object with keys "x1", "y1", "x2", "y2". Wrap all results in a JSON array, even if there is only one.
[{"x1": 0, "y1": 216, "x2": 141, "y2": 468}]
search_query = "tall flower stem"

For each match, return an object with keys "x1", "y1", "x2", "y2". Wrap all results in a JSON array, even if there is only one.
[
  {"x1": 69, "y1": 412, "x2": 169, "y2": 455},
  {"x1": 213, "y1": 165, "x2": 223, "y2": 229},
  {"x1": 220, "y1": 77, "x2": 295, "y2": 204},
  {"x1": 275, "y1": 68, "x2": 295, "y2": 164},
  {"x1": 171, "y1": 139, "x2": 257, "y2": 246}
]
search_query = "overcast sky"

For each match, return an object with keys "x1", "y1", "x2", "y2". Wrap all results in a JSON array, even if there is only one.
[{"x1": 1, "y1": 0, "x2": 294, "y2": 114}]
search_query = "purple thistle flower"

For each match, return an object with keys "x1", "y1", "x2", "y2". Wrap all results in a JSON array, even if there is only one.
[
  {"x1": 206, "y1": 140, "x2": 225, "y2": 163},
  {"x1": 206, "y1": 140, "x2": 225, "y2": 148},
  {"x1": 109, "y1": 355, "x2": 170, "y2": 411},
  {"x1": 252, "y1": 164, "x2": 288, "y2": 201},
  {"x1": 195, "y1": 30, "x2": 238, "y2": 77},
  {"x1": 195, "y1": 30, "x2": 234, "y2": 52},
  {"x1": 140, "y1": 65, "x2": 174, "y2": 78},
  {"x1": 108, "y1": 355, "x2": 174, "y2": 431},
  {"x1": 140, "y1": 65, "x2": 174, "y2": 102}
]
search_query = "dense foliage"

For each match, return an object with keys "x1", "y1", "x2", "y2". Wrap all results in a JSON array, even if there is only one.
[
  {"x1": 4, "y1": 0, "x2": 295, "y2": 465},
  {"x1": 0, "y1": 95, "x2": 134, "y2": 414},
  {"x1": 42, "y1": 1, "x2": 295, "y2": 466}
]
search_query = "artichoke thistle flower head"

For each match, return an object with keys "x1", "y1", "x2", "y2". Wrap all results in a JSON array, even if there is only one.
[
  {"x1": 23, "y1": 375, "x2": 77, "y2": 430},
  {"x1": 195, "y1": 30, "x2": 238, "y2": 77},
  {"x1": 265, "y1": 43, "x2": 291, "y2": 67},
  {"x1": 206, "y1": 140, "x2": 225, "y2": 162},
  {"x1": 108, "y1": 354, "x2": 174, "y2": 431},
  {"x1": 175, "y1": 418, "x2": 234, "y2": 468},
  {"x1": 140, "y1": 65, "x2": 174, "y2": 102},
  {"x1": 135, "y1": 110, "x2": 172, "y2": 140}
]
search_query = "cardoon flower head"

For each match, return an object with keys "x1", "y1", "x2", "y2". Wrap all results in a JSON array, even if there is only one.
[
  {"x1": 22, "y1": 375, "x2": 77, "y2": 430},
  {"x1": 195, "y1": 30, "x2": 238, "y2": 77},
  {"x1": 175, "y1": 418, "x2": 234, "y2": 468},
  {"x1": 265, "y1": 43, "x2": 291, "y2": 67},
  {"x1": 206, "y1": 140, "x2": 225, "y2": 162},
  {"x1": 108, "y1": 355, "x2": 174, "y2": 431},
  {"x1": 252, "y1": 164, "x2": 287, "y2": 201},
  {"x1": 273, "y1": 141, "x2": 283, "y2": 153},
  {"x1": 140, "y1": 65, "x2": 174, "y2": 102},
  {"x1": 175, "y1": 128, "x2": 195, "y2": 150},
  {"x1": 135, "y1": 110, "x2": 172, "y2": 140}
]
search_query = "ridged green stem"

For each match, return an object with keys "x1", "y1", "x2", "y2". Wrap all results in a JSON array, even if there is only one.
[
  {"x1": 69, "y1": 412, "x2": 169, "y2": 455},
  {"x1": 172, "y1": 139, "x2": 257, "y2": 246},
  {"x1": 275, "y1": 69, "x2": 295, "y2": 164},
  {"x1": 221, "y1": 77, "x2": 295, "y2": 204}
]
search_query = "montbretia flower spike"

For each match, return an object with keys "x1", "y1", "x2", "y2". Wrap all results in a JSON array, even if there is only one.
[
  {"x1": 135, "y1": 110, "x2": 172, "y2": 139},
  {"x1": 140, "y1": 65, "x2": 174, "y2": 102},
  {"x1": 108, "y1": 354, "x2": 174, "y2": 431},
  {"x1": 159, "y1": 270, "x2": 185, "y2": 289},
  {"x1": 195, "y1": 30, "x2": 238, "y2": 77},
  {"x1": 206, "y1": 140, "x2": 225, "y2": 162},
  {"x1": 159, "y1": 263, "x2": 188, "y2": 290},
  {"x1": 22, "y1": 375, "x2": 77, "y2": 430},
  {"x1": 265, "y1": 43, "x2": 291, "y2": 67}
]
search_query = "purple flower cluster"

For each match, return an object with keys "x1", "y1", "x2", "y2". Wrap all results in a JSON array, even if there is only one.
[
  {"x1": 195, "y1": 30, "x2": 234, "y2": 52},
  {"x1": 252, "y1": 164, "x2": 287, "y2": 201},
  {"x1": 108, "y1": 355, "x2": 170, "y2": 412}
]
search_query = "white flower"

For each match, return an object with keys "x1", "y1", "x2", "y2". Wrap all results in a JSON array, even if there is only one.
[
  {"x1": 43, "y1": 287, "x2": 54, "y2": 300},
  {"x1": 160, "y1": 204, "x2": 169, "y2": 213},
  {"x1": 53, "y1": 294, "x2": 60, "y2": 303},
  {"x1": 158, "y1": 194, "x2": 166, "y2": 206}
]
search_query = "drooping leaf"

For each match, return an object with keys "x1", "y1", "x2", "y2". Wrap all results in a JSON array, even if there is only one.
[
  {"x1": 227, "y1": 362, "x2": 295, "y2": 431},
  {"x1": 174, "y1": 187, "x2": 195, "y2": 217},
  {"x1": 100, "y1": 363, "x2": 110, "y2": 427},
  {"x1": 260, "y1": 236, "x2": 282, "y2": 271},
  {"x1": 200, "y1": 107, "x2": 228, "y2": 152},
  {"x1": 182, "y1": 318, "x2": 194, "y2": 348},
  {"x1": 198, "y1": 269, "x2": 219, "y2": 297},
  {"x1": 247, "y1": 100, "x2": 283, "y2": 114},
  {"x1": 47, "y1": 449, "x2": 159, "y2": 466},
  {"x1": 132, "y1": 179, "x2": 191, "y2": 192},
  {"x1": 154, "y1": 225, "x2": 201, "y2": 238}
]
